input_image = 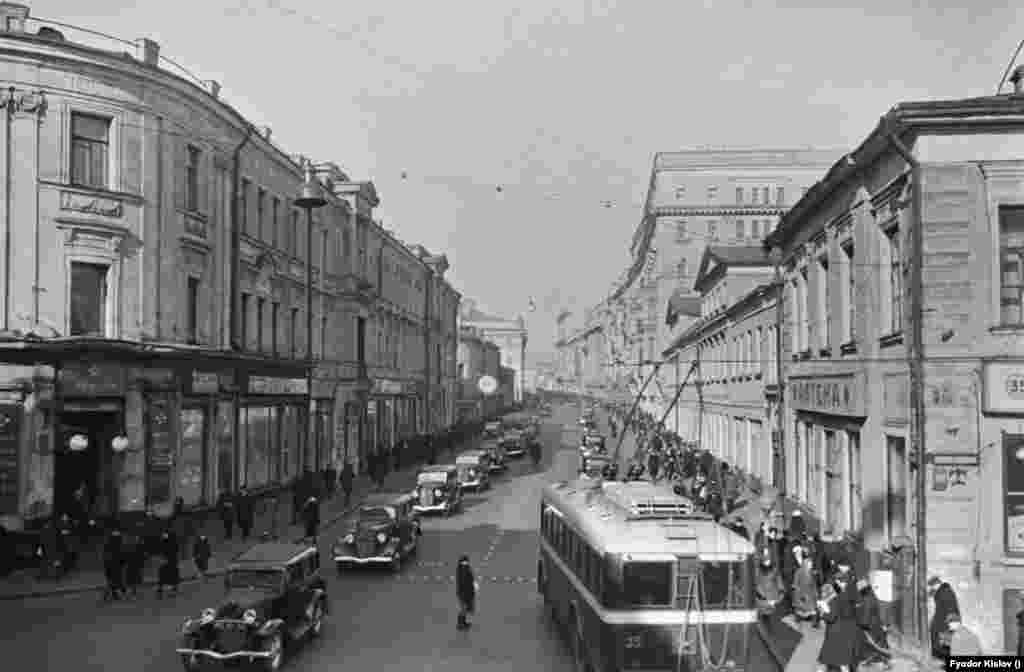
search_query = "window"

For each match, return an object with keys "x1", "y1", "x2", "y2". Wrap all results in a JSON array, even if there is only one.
[
  {"x1": 185, "y1": 145, "x2": 201, "y2": 212},
  {"x1": 735, "y1": 219, "x2": 745, "y2": 239},
  {"x1": 776, "y1": 187, "x2": 785, "y2": 205},
  {"x1": 839, "y1": 241, "x2": 856, "y2": 344},
  {"x1": 886, "y1": 435, "x2": 907, "y2": 540},
  {"x1": 240, "y1": 179, "x2": 250, "y2": 235},
  {"x1": 847, "y1": 431, "x2": 862, "y2": 532},
  {"x1": 179, "y1": 408, "x2": 207, "y2": 506},
  {"x1": 999, "y1": 206, "x2": 1024, "y2": 325},
  {"x1": 674, "y1": 186, "x2": 685, "y2": 200},
  {"x1": 186, "y1": 276, "x2": 199, "y2": 343},
  {"x1": 342, "y1": 228, "x2": 351, "y2": 260},
  {"x1": 882, "y1": 225, "x2": 903, "y2": 334},
  {"x1": 271, "y1": 301, "x2": 280, "y2": 355},
  {"x1": 707, "y1": 185, "x2": 718, "y2": 202},
  {"x1": 69, "y1": 262, "x2": 108, "y2": 336},
  {"x1": 622, "y1": 562, "x2": 672, "y2": 607},
  {"x1": 290, "y1": 307, "x2": 299, "y2": 357},
  {"x1": 70, "y1": 113, "x2": 111, "y2": 189},
  {"x1": 1004, "y1": 435, "x2": 1024, "y2": 553},
  {"x1": 271, "y1": 197, "x2": 280, "y2": 248},
  {"x1": 762, "y1": 187, "x2": 769, "y2": 204},
  {"x1": 735, "y1": 187, "x2": 743, "y2": 204},
  {"x1": 675, "y1": 220, "x2": 688, "y2": 242},
  {"x1": 707, "y1": 220, "x2": 718, "y2": 240},
  {"x1": 256, "y1": 188, "x2": 266, "y2": 240},
  {"x1": 794, "y1": 419, "x2": 806, "y2": 500},
  {"x1": 751, "y1": 187, "x2": 759, "y2": 205},
  {"x1": 807, "y1": 422, "x2": 820, "y2": 511},
  {"x1": 321, "y1": 316, "x2": 328, "y2": 359},
  {"x1": 240, "y1": 292, "x2": 250, "y2": 348},
  {"x1": 357, "y1": 316, "x2": 366, "y2": 365},
  {"x1": 824, "y1": 430, "x2": 842, "y2": 533},
  {"x1": 817, "y1": 254, "x2": 830, "y2": 350},
  {"x1": 701, "y1": 561, "x2": 749, "y2": 609},
  {"x1": 256, "y1": 297, "x2": 265, "y2": 351},
  {"x1": 292, "y1": 210, "x2": 301, "y2": 259}
]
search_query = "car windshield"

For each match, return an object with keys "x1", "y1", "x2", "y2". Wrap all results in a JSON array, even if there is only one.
[
  {"x1": 418, "y1": 472, "x2": 448, "y2": 485},
  {"x1": 226, "y1": 569, "x2": 283, "y2": 591},
  {"x1": 358, "y1": 506, "x2": 395, "y2": 522}
]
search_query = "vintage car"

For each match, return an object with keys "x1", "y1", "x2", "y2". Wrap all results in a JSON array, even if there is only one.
[
  {"x1": 483, "y1": 421, "x2": 503, "y2": 439},
  {"x1": 455, "y1": 450, "x2": 492, "y2": 490},
  {"x1": 176, "y1": 542, "x2": 327, "y2": 672},
  {"x1": 332, "y1": 493, "x2": 421, "y2": 573},
  {"x1": 411, "y1": 464, "x2": 463, "y2": 515},
  {"x1": 501, "y1": 428, "x2": 525, "y2": 457},
  {"x1": 479, "y1": 438, "x2": 507, "y2": 471}
]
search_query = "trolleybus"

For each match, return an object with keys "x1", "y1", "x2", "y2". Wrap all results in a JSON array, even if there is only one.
[{"x1": 538, "y1": 478, "x2": 774, "y2": 672}]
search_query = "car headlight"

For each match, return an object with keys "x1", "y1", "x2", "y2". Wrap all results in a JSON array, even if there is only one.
[
  {"x1": 200, "y1": 608, "x2": 216, "y2": 623},
  {"x1": 468, "y1": 469, "x2": 476, "y2": 477},
  {"x1": 376, "y1": 532, "x2": 388, "y2": 544},
  {"x1": 433, "y1": 488, "x2": 442, "y2": 497},
  {"x1": 243, "y1": 610, "x2": 257, "y2": 624},
  {"x1": 343, "y1": 534, "x2": 354, "y2": 545}
]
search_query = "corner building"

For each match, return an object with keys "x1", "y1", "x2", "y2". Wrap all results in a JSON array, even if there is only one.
[{"x1": 765, "y1": 85, "x2": 1024, "y2": 651}]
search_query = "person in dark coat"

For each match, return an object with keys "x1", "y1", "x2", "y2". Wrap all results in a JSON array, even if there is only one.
[
  {"x1": 647, "y1": 448, "x2": 661, "y2": 483},
  {"x1": 792, "y1": 555, "x2": 819, "y2": 624},
  {"x1": 754, "y1": 548, "x2": 784, "y2": 619},
  {"x1": 156, "y1": 528, "x2": 180, "y2": 598},
  {"x1": 817, "y1": 571, "x2": 858, "y2": 671},
  {"x1": 123, "y1": 533, "x2": 145, "y2": 598},
  {"x1": 854, "y1": 578, "x2": 888, "y2": 669},
  {"x1": 56, "y1": 513, "x2": 78, "y2": 575},
  {"x1": 172, "y1": 497, "x2": 192, "y2": 561},
  {"x1": 455, "y1": 555, "x2": 477, "y2": 630},
  {"x1": 216, "y1": 491, "x2": 235, "y2": 539},
  {"x1": 812, "y1": 533, "x2": 830, "y2": 589},
  {"x1": 928, "y1": 576, "x2": 960, "y2": 660},
  {"x1": 340, "y1": 462, "x2": 354, "y2": 507},
  {"x1": 37, "y1": 518, "x2": 63, "y2": 580},
  {"x1": 101, "y1": 527, "x2": 124, "y2": 602},
  {"x1": 192, "y1": 534, "x2": 211, "y2": 580},
  {"x1": 302, "y1": 496, "x2": 320, "y2": 541},
  {"x1": 235, "y1": 488, "x2": 254, "y2": 541},
  {"x1": 780, "y1": 531, "x2": 799, "y2": 594}
]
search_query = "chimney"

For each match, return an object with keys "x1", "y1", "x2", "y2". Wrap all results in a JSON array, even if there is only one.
[
  {"x1": 205, "y1": 80, "x2": 221, "y2": 99},
  {"x1": 1011, "y1": 65, "x2": 1024, "y2": 95},
  {"x1": 0, "y1": 3, "x2": 29, "y2": 32},
  {"x1": 260, "y1": 125, "x2": 272, "y2": 141},
  {"x1": 136, "y1": 37, "x2": 160, "y2": 66}
]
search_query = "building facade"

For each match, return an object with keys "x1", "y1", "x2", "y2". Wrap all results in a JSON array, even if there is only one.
[
  {"x1": 459, "y1": 300, "x2": 528, "y2": 403},
  {"x1": 763, "y1": 86, "x2": 1024, "y2": 651},
  {"x1": 455, "y1": 326, "x2": 501, "y2": 421},
  {"x1": 663, "y1": 246, "x2": 780, "y2": 487},
  {"x1": 0, "y1": 5, "x2": 458, "y2": 529}
]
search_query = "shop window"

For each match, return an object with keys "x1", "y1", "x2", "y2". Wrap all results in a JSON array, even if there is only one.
[
  {"x1": 69, "y1": 262, "x2": 109, "y2": 336},
  {"x1": 179, "y1": 408, "x2": 206, "y2": 506},
  {"x1": 824, "y1": 429, "x2": 843, "y2": 534},
  {"x1": 847, "y1": 431, "x2": 862, "y2": 531},
  {"x1": 70, "y1": 112, "x2": 111, "y2": 189},
  {"x1": 244, "y1": 406, "x2": 271, "y2": 488},
  {"x1": 216, "y1": 401, "x2": 234, "y2": 495},
  {"x1": 999, "y1": 206, "x2": 1024, "y2": 325},
  {"x1": 281, "y1": 405, "x2": 300, "y2": 482},
  {"x1": 886, "y1": 435, "x2": 907, "y2": 541}
]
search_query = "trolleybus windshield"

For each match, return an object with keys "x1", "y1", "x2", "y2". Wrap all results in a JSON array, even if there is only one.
[{"x1": 621, "y1": 562, "x2": 672, "y2": 607}]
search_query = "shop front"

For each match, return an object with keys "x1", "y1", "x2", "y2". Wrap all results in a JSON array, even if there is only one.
[
  {"x1": 177, "y1": 369, "x2": 236, "y2": 510},
  {"x1": 370, "y1": 378, "x2": 419, "y2": 457},
  {"x1": 238, "y1": 372, "x2": 309, "y2": 492}
]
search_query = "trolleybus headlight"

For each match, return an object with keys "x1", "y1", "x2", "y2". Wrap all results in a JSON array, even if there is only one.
[
  {"x1": 433, "y1": 489, "x2": 442, "y2": 497},
  {"x1": 242, "y1": 609, "x2": 257, "y2": 624},
  {"x1": 376, "y1": 532, "x2": 388, "y2": 545}
]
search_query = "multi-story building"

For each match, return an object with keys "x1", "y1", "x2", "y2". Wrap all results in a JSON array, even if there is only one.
[
  {"x1": 610, "y1": 149, "x2": 839, "y2": 420},
  {"x1": 662, "y1": 246, "x2": 780, "y2": 486},
  {"x1": 455, "y1": 326, "x2": 502, "y2": 421},
  {"x1": 0, "y1": 5, "x2": 458, "y2": 530},
  {"x1": 763, "y1": 80, "x2": 1024, "y2": 650},
  {"x1": 460, "y1": 299, "x2": 528, "y2": 403}
]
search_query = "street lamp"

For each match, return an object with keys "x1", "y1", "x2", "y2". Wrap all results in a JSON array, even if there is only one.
[{"x1": 295, "y1": 160, "x2": 327, "y2": 475}]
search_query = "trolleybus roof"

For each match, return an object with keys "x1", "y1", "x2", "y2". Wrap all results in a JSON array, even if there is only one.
[{"x1": 542, "y1": 479, "x2": 754, "y2": 559}]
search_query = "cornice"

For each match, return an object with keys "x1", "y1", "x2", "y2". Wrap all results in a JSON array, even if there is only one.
[{"x1": 652, "y1": 205, "x2": 785, "y2": 218}]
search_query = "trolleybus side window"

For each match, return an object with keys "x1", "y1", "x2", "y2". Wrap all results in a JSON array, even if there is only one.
[{"x1": 621, "y1": 561, "x2": 672, "y2": 607}]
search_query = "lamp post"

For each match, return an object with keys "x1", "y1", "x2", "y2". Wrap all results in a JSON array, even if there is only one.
[{"x1": 295, "y1": 161, "x2": 327, "y2": 478}]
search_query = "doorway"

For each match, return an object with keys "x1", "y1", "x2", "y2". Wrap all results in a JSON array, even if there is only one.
[{"x1": 54, "y1": 410, "x2": 121, "y2": 518}]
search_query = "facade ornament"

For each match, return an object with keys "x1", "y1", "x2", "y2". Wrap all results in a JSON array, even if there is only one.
[
  {"x1": 16, "y1": 90, "x2": 47, "y2": 115},
  {"x1": 0, "y1": 88, "x2": 14, "y2": 109}
]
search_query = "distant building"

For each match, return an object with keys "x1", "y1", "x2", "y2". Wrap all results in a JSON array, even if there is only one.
[{"x1": 460, "y1": 299, "x2": 528, "y2": 403}]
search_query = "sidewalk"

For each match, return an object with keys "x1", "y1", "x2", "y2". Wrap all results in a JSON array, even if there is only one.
[
  {"x1": 781, "y1": 616, "x2": 824, "y2": 672},
  {"x1": 0, "y1": 444, "x2": 464, "y2": 601}
]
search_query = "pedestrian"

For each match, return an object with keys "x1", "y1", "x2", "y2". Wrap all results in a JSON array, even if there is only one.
[
  {"x1": 37, "y1": 517, "x2": 63, "y2": 581},
  {"x1": 817, "y1": 569, "x2": 858, "y2": 672},
  {"x1": 56, "y1": 513, "x2": 78, "y2": 575},
  {"x1": 123, "y1": 533, "x2": 145, "y2": 599},
  {"x1": 754, "y1": 548, "x2": 784, "y2": 619},
  {"x1": 216, "y1": 490, "x2": 235, "y2": 540},
  {"x1": 792, "y1": 555, "x2": 819, "y2": 625},
  {"x1": 946, "y1": 612, "x2": 983, "y2": 656},
  {"x1": 236, "y1": 487, "x2": 254, "y2": 541},
  {"x1": 928, "y1": 575, "x2": 960, "y2": 660},
  {"x1": 340, "y1": 461, "x2": 354, "y2": 508},
  {"x1": 156, "y1": 528, "x2": 180, "y2": 598},
  {"x1": 302, "y1": 496, "x2": 320, "y2": 542},
  {"x1": 789, "y1": 509, "x2": 806, "y2": 538},
  {"x1": 455, "y1": 555, "x2": 478, "y2": 630},
  {"x1": 172, "y1": 496, "x2": 191, "y2": 562},
  {"x1": 854, "y1": 577, "x2": 888, "y2": 669},
  {"x1": 192, "y1": 533, "x2": 211, "y2": 580},
  {"x1": 101, "y1": 526, "x2": 124, "y2": 602},
  {"x1": 780, "y1": 531, "x2": 799, "y2": 595}
]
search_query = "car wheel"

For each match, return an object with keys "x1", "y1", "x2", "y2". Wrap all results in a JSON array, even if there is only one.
[
  {"x1": 262, "y1": 633, "x2": 283, "y2": 672},
  {"x1": 309, "y1": 601, "x2": 324, "y2": 639}
]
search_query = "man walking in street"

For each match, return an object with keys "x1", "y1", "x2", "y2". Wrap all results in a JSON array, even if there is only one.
[
  {"x1": 456, "y1": 555, "x2": 478, "y2": 630},
  {"x1": 340, "y1": 461, "x2": 354, "y2": 507},
  {"x1": 217, "y1": 490, "x2": 234, "y2": 540},
  {"x1": 236, "y1": 487, "x2": 254, "y2": 541},
  {"x1": 302, "y1": 495, "x2": 320, "y2": 544}
]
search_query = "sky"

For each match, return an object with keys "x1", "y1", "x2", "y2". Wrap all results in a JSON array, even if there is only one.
[{"x1": 26, "y1": 0, "x2": 1024, "y2": 364}]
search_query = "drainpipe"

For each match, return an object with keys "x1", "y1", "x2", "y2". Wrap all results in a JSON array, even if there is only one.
[
  {"x1": 229, "y1": 125, "x2": 255, "y2": 350},
  {"x1": 884, "y1": 121, "x2": 927, "y2": 646}
]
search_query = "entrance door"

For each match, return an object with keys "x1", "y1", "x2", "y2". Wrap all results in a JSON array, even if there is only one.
[{"x1": 54, "y1": 410, "x2": 121, "y2": 518}]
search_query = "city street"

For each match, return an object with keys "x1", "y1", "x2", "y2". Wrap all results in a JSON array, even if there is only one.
[{"x1": 0, "y1": 405, "x2": 589, "y2": 672}]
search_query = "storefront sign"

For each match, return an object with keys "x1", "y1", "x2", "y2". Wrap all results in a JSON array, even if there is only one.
[
  {"x1": 789, "y1": 374, "x2": 865, "y2": 416},
  {"x1": 373, "y1": 379, "x2": 405, "y2": 396},
  {"x1": 248, "y1": 376, "x2": 308, "y2": 395},
  {"x1": 59, "y1": 363, "x2": 125, "y2": 397},
  {"x1": 0, "y1": 405, "x2": 20, "y2": 514},
  {"x1": 190, "y1": 371, "x2": 220, "y2": 395},
  {"x1": 983, "y1": 361, "x2": 1024, "y2": 414}
]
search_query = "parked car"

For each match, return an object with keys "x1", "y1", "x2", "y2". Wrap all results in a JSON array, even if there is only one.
[
  {"x1": 455, "y1": 450, "x2": 492, "y2": 491},
  {"x1": 332, "y1": 493, "x2": 421, "y2": 573},
  {"x1": 479, "y1": 438, "x2": 507, "y2": 471},
  {"x1": 501, "y1": 429, "x2": 525, "y2": 457},
  {"x1": 411, "y1": 464, "x2": 463, "y2": 516},
  {"x1": 176, "y1": 542, "x2": 327, "y2": 672}
]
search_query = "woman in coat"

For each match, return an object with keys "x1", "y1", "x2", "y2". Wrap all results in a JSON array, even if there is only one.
[
  {"x1": 928, "y1": 576, "x2": 960, "y2": 660},
  {"x1": 754, "y1": 549, "x2": 784, "y2": 619},
  {"x1": 101, "y1": 527, "x2": 124, "y2": 602},
  {"x1": 455, "y1": 555, "x2": 477, "y2": 630},
  {"x1": 792, "y1": 555, "x2": 819, "y2": 624},
  {"x1": 156, "y1": 528, "x2": 180, "y2": 598},
  {"x1": 854, "y1": 578, "x2": 888, "y2": 669},
  {"x1": 817, "y1": 571, "x2": 858, "y2": 671}
]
